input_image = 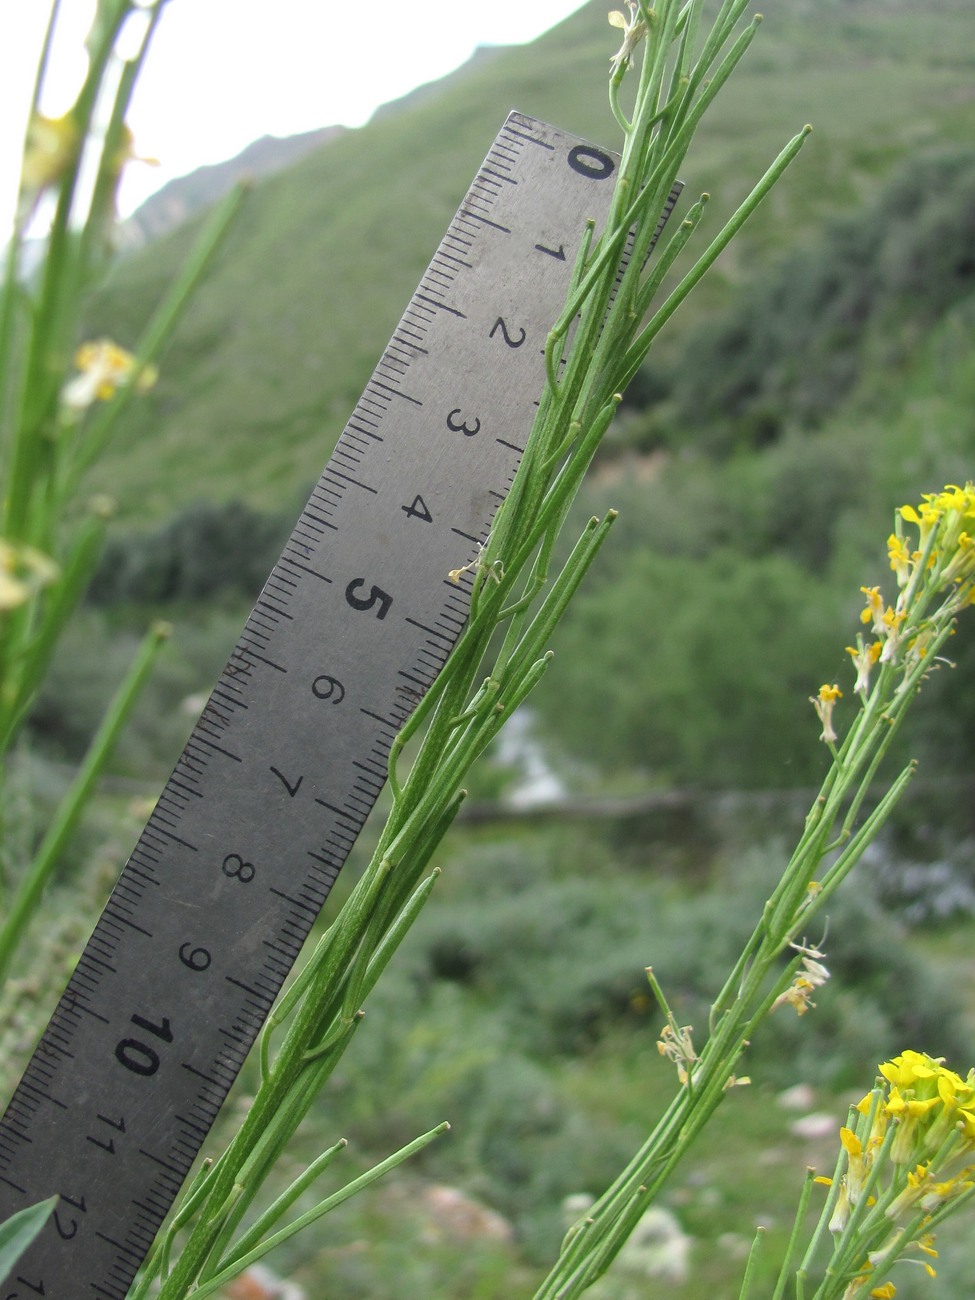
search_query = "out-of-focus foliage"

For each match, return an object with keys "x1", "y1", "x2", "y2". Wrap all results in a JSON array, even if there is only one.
[{"x1": 638, "y1": 149, "x2": 975, "y2": 450}]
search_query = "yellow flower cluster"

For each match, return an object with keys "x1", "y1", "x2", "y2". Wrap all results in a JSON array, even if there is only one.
[
  {"x1": 891, "y1": 484, "x2": 975, "y2": 608},
  {"x1": 821, "y1": 1051, "x2": 975, "y2": 1297},
  {"x1": 898, "y1": 485, "x2": 975, "y2": 567},
  {"x1": 820, "y1": 484, "x2": 975, "y2": 725},
  {"x1": 880, "y1": 1050, "x2": 975, "y2": 1165}
]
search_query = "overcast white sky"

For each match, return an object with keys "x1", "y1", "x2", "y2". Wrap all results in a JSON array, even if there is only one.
[{"x1": 1, "y1": 0, "x2": 590, "y2": 233}]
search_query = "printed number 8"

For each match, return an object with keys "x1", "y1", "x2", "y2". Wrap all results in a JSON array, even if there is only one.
[{"x1": 222, "y1": 853, "x2": 255, "y2": 883}]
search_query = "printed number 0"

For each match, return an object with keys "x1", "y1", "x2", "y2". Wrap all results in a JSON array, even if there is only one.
[
  {"x1": 567, "y1": 145, "x2": 615, "y2": 180},
  {"x1": 223, "y1": 853, "x2": 255, "y2": 883}
]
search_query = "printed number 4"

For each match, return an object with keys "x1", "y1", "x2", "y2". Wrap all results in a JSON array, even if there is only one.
[{"x1": 402, "y1": 495, "x2": 432, "y2": 523}]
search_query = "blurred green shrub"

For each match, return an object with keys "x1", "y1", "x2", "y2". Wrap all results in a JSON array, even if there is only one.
[
  {"x1": 27, "y1": 606, "x2": 245, "y2": 773},
  {"x1": 87, "y1": 498, "x2": 290, "y2": 604},
  {"x1": 632, "y1": 147, "x2": 975, "y2": 452},
  {"x1": 534, "y1": 545, "x2": 845, "y2": 787},
  {"x1": 347, "y1": 839, "x2": 967, "y2": 1086}
]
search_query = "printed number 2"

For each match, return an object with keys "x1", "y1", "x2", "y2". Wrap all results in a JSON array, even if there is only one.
[{"x1": 489, "y1": 317, "x2": 526, "y2": 349}]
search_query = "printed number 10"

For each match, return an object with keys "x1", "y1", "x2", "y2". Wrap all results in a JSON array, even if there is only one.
[{"x1": 114, "y1": 1013, "x2": 173, "y2": 1077}]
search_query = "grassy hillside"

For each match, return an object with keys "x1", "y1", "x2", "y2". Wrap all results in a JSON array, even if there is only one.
[
  {"x1": 87, "y1": 0, "x2": 975, "y2": 519},
  {"x1": 119, "y1": 126, "x2": 346, "y2": 248}
]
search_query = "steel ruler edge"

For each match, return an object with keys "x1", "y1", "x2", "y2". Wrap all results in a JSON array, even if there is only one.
[{"x1": 0, "y1": 111, "x2": 676, "y2": 1297}]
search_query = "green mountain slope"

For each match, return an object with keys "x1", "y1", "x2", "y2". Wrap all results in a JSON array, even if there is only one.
[
  {"x1": 119, "y1": 126, "x2": 347, "y2": 248},
  {"x1": 88, "y1": 0, "x2": 975, "y2": 520}
]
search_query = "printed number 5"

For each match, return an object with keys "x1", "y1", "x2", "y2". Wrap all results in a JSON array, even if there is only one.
[{"x1": 345, "y1": 578, "x2": 392, "y2": 621}]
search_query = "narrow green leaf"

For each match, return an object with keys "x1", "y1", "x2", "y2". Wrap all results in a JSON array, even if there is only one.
[
  {"x1": 185, "y1": 1124, "x2": 450, "y2": 1300},
  {"x1": 0, "y1": 1196, "x2": 58, "y2": 1285},
  {"x1": 0, "y1": 620, "x2": 170, "y2": 984}
]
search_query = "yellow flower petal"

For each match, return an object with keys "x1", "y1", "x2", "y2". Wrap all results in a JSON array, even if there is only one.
[
  {"x1": 22, "y1": 111, "x2": 79, "y2": 196},
  {"x1": 840, "y1": 1126, "x2": 862, "y2": 1156}
]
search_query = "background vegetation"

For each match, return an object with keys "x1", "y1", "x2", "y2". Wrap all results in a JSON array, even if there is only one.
[{"x1": 4, "y1": 0, "x2": 975, "y2": 1295}]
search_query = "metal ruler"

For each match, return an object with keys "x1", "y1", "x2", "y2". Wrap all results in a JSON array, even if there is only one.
[{"x1": 0, "y1": 112, "x2": 679, "y2": 1297}]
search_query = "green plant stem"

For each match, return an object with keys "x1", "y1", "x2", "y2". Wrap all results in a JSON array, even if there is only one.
[
  {"x1": 186, "y1": 1124, "x2": 449, "y2": 1300},
  {"x1": 771, "y1": 1169, "x2": 815, "y2": 1300},
  {"x1": 0, "y1": 620, "x2": 169, "y2": 984},
  {"x1": 534, "y1": 681, "x2": 928, "y2": 1298},
  {"x1": 4, "y1": 2, "x2": 132, "y2": 541},
  {"x1": 737, "y1": 1226, "x2": 766, "y2": 1300},
  {"x1": 0, "y1": 509, "x2": 109, "y2": 750},
  {"x1": 621, "y1": 124, "x2": 812, "y2": 381},
  {"x1": 77, "y1": 3, "x2": 168, "y2": 273},
  {"x1": 152, "y1": 466, "x2": 615, "y2": 1298},
  {"x1": 62, "y1": 181, "x2": 249, "y2": 495},
  {"x1": 796, "y1": 1124, "x2": 849, "y2": 1284},
  {"x1": 219, "y1": 1137, "x2": 349, "y2": 1266}
]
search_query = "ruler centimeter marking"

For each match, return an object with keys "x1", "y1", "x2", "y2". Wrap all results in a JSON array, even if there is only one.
[{"x1": 0, "y1": 112, "x2": 680, "y2": 1296}]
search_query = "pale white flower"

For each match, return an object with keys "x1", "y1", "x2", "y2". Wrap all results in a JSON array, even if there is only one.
[
  {"x1": 63, "y1": 339, "x2": 157, "y2": 412},
  {"x1": 608, "y1": 2, "x2": 648, "y2": 75}
]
